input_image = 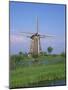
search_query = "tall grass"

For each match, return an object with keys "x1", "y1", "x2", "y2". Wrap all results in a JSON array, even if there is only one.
[{"x1": 10, "y1": 55, "x2": 65, "y2": 88}]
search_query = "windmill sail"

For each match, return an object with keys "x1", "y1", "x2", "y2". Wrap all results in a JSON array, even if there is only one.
[
  {"x1": 37, "y1": 16, "x2": 38, "y2": 34},
  {"x1": 15, "y1": 16, "x2": 54, "y2": 56}
]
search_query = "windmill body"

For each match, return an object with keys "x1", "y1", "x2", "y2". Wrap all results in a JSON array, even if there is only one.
[
  {"x1": 30, "y1": 33, "x2": 41, "y2": 55},
  {"x1": 20, "y1": 16, "x2": 54, "y2": 56}
]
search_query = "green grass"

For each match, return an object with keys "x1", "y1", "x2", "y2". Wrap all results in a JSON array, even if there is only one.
[{"x1": 10, "y1": 55, "x2": 66, "y2": 88}]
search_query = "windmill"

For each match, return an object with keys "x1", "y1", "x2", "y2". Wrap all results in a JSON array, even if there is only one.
[{"x1": 20, "y1": 16, "x2": 54, "y2": 56}]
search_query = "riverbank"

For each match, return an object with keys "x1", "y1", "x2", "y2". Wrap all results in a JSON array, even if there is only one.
[{"x1": 10, "y1": 55, "x2": 66, "y2": 88}]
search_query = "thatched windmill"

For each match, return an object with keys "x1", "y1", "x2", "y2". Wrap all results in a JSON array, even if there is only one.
[{"x1": 20, "y1": 16, "x2": 54, "y2": 56}]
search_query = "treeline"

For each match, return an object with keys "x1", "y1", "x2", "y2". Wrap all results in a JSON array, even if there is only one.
[
  {"x1": 10, "y1": 46, "x2": 66, "y2": 70},
  {"x1": 10, "y1": 51, "x2": 65, "y2": 69}
]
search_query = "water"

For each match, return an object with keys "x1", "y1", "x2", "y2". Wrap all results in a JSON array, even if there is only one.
[
  {"x1": 26, "y1": 79, "x2": 66, "y2": 87},
  {"x1": 31, "y1": 80, "x2": 66, "y2": 87},
  {"x1": 11, "y1": 57, "x2": 66, "y2": 89},
  {"x1": 18, "y1": 57, "x2": 64, "y2": 66},
  {"x1": 19, "y1": 80, "x2": 66, "y2": 88}
]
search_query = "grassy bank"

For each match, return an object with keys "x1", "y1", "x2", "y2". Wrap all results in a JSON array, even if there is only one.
[{"x1": 10, "y1": 55, "x2": 66, "y2": 88}]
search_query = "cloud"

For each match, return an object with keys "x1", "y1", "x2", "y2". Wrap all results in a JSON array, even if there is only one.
[
  {"x1": 10, "y1": 34, "x2": 30, "y2": 44},
  {"x1": 10, "y1": 34, "x2": 30, "y2": 54}
]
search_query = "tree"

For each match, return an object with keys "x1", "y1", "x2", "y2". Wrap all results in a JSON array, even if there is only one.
[
  {"x1": 47, "y1": 46, "x2": 53, "y2": 55},
  {"x1": 19, "y1": 51, "x2": 24, "y2": 60},
  {"x1": 19, "y1": 51, "x2": 23, "y2": 55}
]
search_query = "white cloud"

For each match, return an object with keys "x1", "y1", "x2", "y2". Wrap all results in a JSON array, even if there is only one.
[{"x1": 10, "y1": 34, "x2": 30, "y2": 44}]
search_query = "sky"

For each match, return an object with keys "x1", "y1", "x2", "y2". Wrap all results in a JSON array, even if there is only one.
[{"x1": 10, "y1": 1, "x2": 66, "y2": 54}]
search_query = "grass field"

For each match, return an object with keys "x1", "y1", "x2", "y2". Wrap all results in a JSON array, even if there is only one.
[{"x1": 9, "y1": 55, "x2": 66, "y2": 88}]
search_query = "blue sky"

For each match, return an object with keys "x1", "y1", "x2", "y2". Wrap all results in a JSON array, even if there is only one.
[{"x1": 10, "y1": 1, "x2": 66, "y2": 54}]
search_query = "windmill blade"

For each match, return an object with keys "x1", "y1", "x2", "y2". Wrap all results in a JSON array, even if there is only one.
[
  {"x1": 26, "y1": 36, "x2": 31, "y2": 38},
  {"x1": 36, "y1": 16, "x2": 39, "y2": 34},
  {"x1": 20, "y1": 32, "x2": 35, "y2": 35},
  {"x1": 39, "y1": 35, "x2": 55, "y2": 38},
  {"x1": 20, "y1": 35, "x2": 31, "y2": 38},
  {"x1": 21, "y1": 35, "x2": 31, "y2": 38},
  {"x1": 11, "y1": 33, "x2": 31, "y2": 38}
]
